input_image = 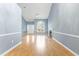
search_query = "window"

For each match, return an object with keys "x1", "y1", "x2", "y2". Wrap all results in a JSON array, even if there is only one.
[{"x1": 37, "y1": 21, "x2": 45, "y2": 33}]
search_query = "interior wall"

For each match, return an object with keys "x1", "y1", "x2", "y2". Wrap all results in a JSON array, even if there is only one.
[
  {"x1": 0, "y1": 4, "x2": 21, "y2": 55},
  {"x1": 23, "y1": 19, "x2": 48, "y2": 34},
  {"x1": 48, "y1": 3, "x2": 79, "y2": 55},
  {"x1": 22, "y1": 17, "x2": 27, "y2": 33}
]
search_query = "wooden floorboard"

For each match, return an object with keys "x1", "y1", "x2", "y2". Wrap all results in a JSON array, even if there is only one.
[{"x1": 5, "y1": 35, "x2": 74, "y2": 56}]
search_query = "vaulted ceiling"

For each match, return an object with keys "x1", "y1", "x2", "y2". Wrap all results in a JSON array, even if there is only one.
[{"x1": 18, "y1": 3, "x2": 52, "y2": 21}]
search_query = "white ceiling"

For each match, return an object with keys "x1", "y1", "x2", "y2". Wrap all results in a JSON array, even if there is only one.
[{"x1": 18, "y1": 3, "x2": 52, "y2": 21}]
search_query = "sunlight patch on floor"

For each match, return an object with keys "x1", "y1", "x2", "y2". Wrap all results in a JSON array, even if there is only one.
[
  {"x1": 31, "y1": 35, "x2": 35, "y2": 43},
  {"x1": 26, "y1": 35, "x2": 30, "y2": 43},
  {"x1": 36, "y1": 35, "x2": 46, "y2": 51}
]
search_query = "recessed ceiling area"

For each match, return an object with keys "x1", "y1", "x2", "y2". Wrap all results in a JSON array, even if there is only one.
[{"x1": 18, "y1": 3, "x2": 52, "y2": 21}]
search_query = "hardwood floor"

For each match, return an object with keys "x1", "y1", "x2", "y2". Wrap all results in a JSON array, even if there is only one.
[{"x1": 5, "y1": 35, "x2": 74, "y2": 56}]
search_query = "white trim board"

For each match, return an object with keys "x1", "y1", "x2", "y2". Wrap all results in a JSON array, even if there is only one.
[
  {"x1": 52, "y1": 37, "x2": 78, "y2": 56},
  {"x1": 53, "y1": 31, "x2": 79, "y2": 39},
  {"x1": 0, "y1": 32, "x2": 21, "y2": 37},
  {"x1": 1, "y1": 42, "x2": 22, "y2": 56}
]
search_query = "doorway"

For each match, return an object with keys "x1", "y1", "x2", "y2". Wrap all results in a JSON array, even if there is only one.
[{"x1": 27, "y1": 24, "x2": 35, "y2": 34}]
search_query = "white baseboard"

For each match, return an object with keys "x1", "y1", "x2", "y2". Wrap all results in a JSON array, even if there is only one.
[
  {"x1": 52, "y1": 37, "x2": 78, "y2": 56},
  {"x1": 1, "y1": 42, "x2": 22, "y2": 56}
]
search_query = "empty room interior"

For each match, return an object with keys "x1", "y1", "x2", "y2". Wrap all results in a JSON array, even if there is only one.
[{"x1": 0, "y1": 3, "x2": 79, "y2": 56}]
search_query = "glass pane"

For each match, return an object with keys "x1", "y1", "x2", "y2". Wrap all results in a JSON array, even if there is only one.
[{"x1": 37, "y1": 21, "x2": 45, "y2": 33}]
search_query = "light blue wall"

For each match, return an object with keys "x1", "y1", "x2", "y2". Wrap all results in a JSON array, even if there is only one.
[
  {"x1": 48, "y1": 3, "x2": 79, "y2": 55},
  {"x1": 0, "y1": 4, "x2": 21, "y2": 55},
  {"x1": 48, "y1": 3, "x2": 79, "y2": 36},
  {"x1": 48, "y1": 4, "x2": 59, "y2": 32},
  {"x1": 22, "y1": 17, "x2": 27, "y2": 32}
]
